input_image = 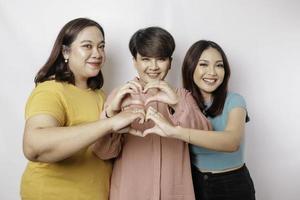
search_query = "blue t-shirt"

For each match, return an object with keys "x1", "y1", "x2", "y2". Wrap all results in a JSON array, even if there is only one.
[{"x1": 190, "y1": 92, "x2": 249, "y2": 171}]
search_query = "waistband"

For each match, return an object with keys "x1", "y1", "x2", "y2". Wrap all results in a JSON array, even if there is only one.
[{"x1": 193, "y1": 164, "x2": 247, "y2": 177}]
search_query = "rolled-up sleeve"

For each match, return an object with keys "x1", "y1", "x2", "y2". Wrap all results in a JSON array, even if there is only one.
[
  {"x1": 93, "y1": 88, "x2": 123, "y2": 160},
  {"x1": 168, "y1": 88, "x2": 212, "y2": 130}
]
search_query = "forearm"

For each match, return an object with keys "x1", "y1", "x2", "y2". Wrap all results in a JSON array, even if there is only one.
[
  {"x1": 172, "y1": 127, "x2": 242, "y2": 152},
  {"x1": 24, "y1": 118, "x2": 114, "y2": 163}
]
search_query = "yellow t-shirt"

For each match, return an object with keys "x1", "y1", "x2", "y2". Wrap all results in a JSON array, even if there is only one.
[{"x1": 21, "y1": 80, "x2": 112, "y2": 200}]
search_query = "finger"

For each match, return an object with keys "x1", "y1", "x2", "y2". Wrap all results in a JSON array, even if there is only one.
[
  {"x1": 131, "y1": 108, "x2": 146, "y2": 123},
  {"x1": 126, "y1": 82, "x2": 140, "y2": 93},
  {"x1": 118, "y1": 81, "x2": 141, "y2": 96},
  {"x1": 144, "y1": 96, "x2": 160, "y2": 105},
  {"x1": 118, "y1": 88, "x2": 136, "y2": 97},
  {"x1": 136, "y1": 110, "x2": 146, "y2": 123},
  {"x1": 143, "y1": 81, "x2": 161, "y2": 93},
  {"x1": 145, "y1": 106, "x2": 158, "y2": 122},
  {"x1": 131, "y1": 107, "x2": 146, "y2": 114},
  {"x1": 113, "y1": 89, "x2": 136, "y2": 109},
  {"x1": 144, "y1": 80, "x2": 171, "y2": 92},
  {"x1": 122, "y1": 105, "x2": 131, "y2": 111},
  {"x1": 143, "y1": 126, "x2": 163, "y2": 137},
  {"x1": 127, "y1": 80, "x2": 143, "y2": 92},
  {"x1": 146, "y1": 107, "x2": 168, "y2": 128},
  {"x1": 143, "y1": 128, "x2": 154, "y2": 136},
  {"x1": 121, "y1": 98, "x2": 144, "y2": 108},
  {"x1": 144, "y1": 95, "x2": 175, "y2": 105},
  {"x1": 128, "y1": 128, "x2": 144, "y2": 137},
  {"x1": 139, "y1": 113, "x2": 145, "y2": 124},
  {"x1": 123, "y1": 80, "x2": 143, "y2": 93},
  {"x1": 116, "y1": 127, "x2": 130, "y2": 134}
]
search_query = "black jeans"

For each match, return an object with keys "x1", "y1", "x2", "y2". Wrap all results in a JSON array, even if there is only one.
[{"x1": 191, "y1": 164, "x2": 255, "y2": 200}]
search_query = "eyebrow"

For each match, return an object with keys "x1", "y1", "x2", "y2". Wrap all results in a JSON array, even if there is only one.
[
  {"x1": 199, "y1": 59, "x2": 223, "y2": 63},
  {"x1": 199, "y1": 59, "x2": 208, "y2": 62},
  {"x1": 80, "y1": 40, "x2": 105, "y2": 44}
]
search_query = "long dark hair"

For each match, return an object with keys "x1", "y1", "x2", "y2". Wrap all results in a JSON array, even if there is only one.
[
  {"x1": 35, "y1": 18, "x2": 105, "y2": 90},
  {"x1": 182, "y1": 40, "x2": 231, "y2": 117}
]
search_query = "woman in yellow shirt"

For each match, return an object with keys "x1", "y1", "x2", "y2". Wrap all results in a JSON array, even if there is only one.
[{"x1": 21, "y1": 18, "x2": 144, "y2": 200}]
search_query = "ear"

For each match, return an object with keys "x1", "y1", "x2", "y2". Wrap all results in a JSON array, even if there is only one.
[{"x1": 62, "y1": 45, "x2": 70, "y2": 60}]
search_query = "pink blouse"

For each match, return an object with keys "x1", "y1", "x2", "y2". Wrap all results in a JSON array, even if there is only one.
[{"x1": 93, "y1": 83, "x2": 211, "y2": 200}]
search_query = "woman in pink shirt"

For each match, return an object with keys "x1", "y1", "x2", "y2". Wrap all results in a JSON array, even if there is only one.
[{"x1": 93, "y1": 27, "x2": 210, "y2": 200}]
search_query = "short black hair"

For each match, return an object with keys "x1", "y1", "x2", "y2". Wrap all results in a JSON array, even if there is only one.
[{"x1": 129, "y1": 26, "x2": 175, "y2": 59}]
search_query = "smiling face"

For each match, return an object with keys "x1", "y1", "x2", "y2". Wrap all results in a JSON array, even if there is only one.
[
  {"x1": 63, "y1": 26, "x2": 105, "y2": 88},
  {"x1": 193, "y1": 47, "x2": 225, "y2": 102},
  {"x1": 133, "y1": 53, "x2": 171, "y2": 85}
]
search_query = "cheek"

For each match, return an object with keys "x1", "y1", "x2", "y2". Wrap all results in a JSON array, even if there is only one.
[
  {"x1": 193, "y1": 72, "x2": 197, "y2": 83},
  {"x1": 161, "y1": 65, "x2": 170, "y2": 74},
  {"x1": 134, "y1": 61, "x2": 146, "y2": 73},
  {"x1": 193, "y1": 68, "x2": 202, "y2": 81},
  {"x1": 69, "y1": 50, "x2": 86, "y2": 62},
  {"x1": 136, "y1": 67, "x2": 145, "y2": 75},
  {"x1": 101, "y1": 51, "x2": 106, "y2": 62},
  {"x1": 218, "y1": 69, "x2": 225, "y2": 82},
  {"x1": 193, "y1": 72, "x2": 201, "y2": 87},
  {"x1": 76, "y1": 49, "x2": 89, "y2": 59}
]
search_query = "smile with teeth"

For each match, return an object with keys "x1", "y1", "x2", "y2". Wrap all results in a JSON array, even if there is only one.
[
  {"x1": 203, "y1": 78, "x2": 217, "y2": 84},
  {"x1": 147, "y1": 73, "x2": 160, "y2": 78}
]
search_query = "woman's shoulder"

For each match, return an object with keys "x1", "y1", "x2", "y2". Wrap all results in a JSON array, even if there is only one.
[
  {"x1": 94, "y1": 88, "x2": 106, "y2": 100},
  {"x1": 35, "y1": 80, "x2": 64, "y2": 92},
  {"x1": 28, "y1": 80, "x2": 66, "y2": 102},
  {"x1": 227, "y1": 92, "x2": 245, "y2": 100},
  {"x1": 225, "y1": 92, "x2": 247, "y2": 109}
]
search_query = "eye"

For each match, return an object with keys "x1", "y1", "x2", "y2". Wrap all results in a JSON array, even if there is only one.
[
  {"x1": 98, "y1": 44, "x2": 105, "y2": 50},
  {"x1": 199, "y1": 63, "x2": 208, "y2": 67},
  {"x1": 216, "y1": 63, "x2": 224, "y2": 68},
  {"x1": 158, "y1": 57, "x2": 167, "y2": 61},
  {"x1": 82, "y1": 44, "x2": 92, "y2": 49},
  {"x1": 141, "y1": 57, "x2": 150, "y2": 61}
]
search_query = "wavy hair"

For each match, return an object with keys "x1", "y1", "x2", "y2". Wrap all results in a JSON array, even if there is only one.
[{"x1": 35, "y1": 18, "x2": 105, "y2": 90}]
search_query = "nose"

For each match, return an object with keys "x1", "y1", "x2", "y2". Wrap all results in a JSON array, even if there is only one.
[
  {"x1": 149, "y1": 59, "x2": 159, "y2": 70},
  {"x1": 92, "y1": 47, "x2": 104, "y2": 59},
  {"x1": 207, "y1": 66, "x2": 216, "y2": 75}
]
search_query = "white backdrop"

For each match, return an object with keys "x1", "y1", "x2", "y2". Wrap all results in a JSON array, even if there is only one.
[{"x1": 1, "y1": 0, "x2": 299, "y2": 199}]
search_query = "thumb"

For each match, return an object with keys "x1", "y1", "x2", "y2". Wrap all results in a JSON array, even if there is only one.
[
  {"x1": 143, "y1": 127, "x2": 155, "y2": 136},
  {"x1": 145, "y1": 96, "x2": 160, "y2": 105},
  {"x1": 122, "y1": 98, "x2": 144, "y2": 108},
  {"x1": 129, "y1": 128, "x2": 144, "y2": 137},
  {"x1": 143, "y1": 125, "x2": 162, "y2": 136}
]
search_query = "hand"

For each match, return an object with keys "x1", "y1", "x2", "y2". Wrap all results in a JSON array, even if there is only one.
[
  {"x1": 106, "y1": 81, "x2": 143, "y2": 117},
  {"x1": 111, "y1": 108, "x2": 145, "y2": 132},
  {"x1": 143, "y1": 106, "x2": 176, "y2": 137},
  {"x1": 115, "y1": 127, "x2": 144, "y2": 137},
  {"x1": 120, "y1": 95, "x2": 144, "y2": 109},
  {"x1": 143, "y1": 81, "x2": 179, "y2": 107}
]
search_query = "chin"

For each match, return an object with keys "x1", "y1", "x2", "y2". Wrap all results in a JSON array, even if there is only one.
[{"x1": 87, "y1": 70, "x2": 101, "y2": 77}]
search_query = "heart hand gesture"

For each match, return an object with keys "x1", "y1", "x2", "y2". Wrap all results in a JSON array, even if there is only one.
[{"x1": 143, "y1": 80, "x2": 179, "y2": 107}]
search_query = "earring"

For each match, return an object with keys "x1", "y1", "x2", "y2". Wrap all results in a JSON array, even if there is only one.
[{"x1": 65, "y1": 59, "x2": 68, "y2": 63}]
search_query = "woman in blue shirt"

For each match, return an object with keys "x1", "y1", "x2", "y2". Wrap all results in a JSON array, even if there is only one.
[{"x1": 144, "y1": 40, "x2": 255, "y2": 200}]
